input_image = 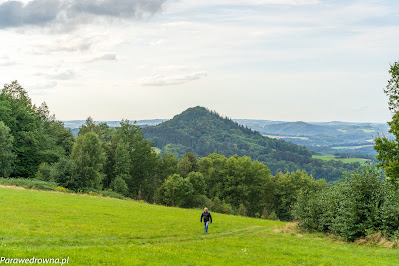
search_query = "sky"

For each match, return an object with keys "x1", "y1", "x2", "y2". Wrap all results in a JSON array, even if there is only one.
[{"x1": 0, "y1": 0, "x2": 397, "y2": 123}]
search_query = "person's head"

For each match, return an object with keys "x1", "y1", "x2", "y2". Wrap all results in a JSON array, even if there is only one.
[{"x1": 204, "y1": 207, "x2": 208, "y2": 213}]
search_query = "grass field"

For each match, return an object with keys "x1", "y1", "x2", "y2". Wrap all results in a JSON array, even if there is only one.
[
  {"x1": 312, "y1": 155, "x2": 369, "y2": 165},
  {"x1": 1, "y1": 187, "x2": 398, "y2": 265}
]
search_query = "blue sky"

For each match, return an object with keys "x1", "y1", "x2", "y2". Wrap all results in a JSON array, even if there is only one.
[{"x1": 0, "y1": 0, "x2": 397, "y2": 122}]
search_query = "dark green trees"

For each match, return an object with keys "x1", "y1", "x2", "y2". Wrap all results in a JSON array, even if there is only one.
[
  {"x1": 0, "y1": 81, "x2": 73, "y2": 178},
  {"x1": 198, "y1": 154, "x2": 271, "y2": 216},
  {"x1": 292, "y1": 166, "x2": 399, "y2": 241},
  {"x1": 70, "y1": 132, "x2": 106, "y2": 189},
  {"x1": 0, "y1": 121, "x2": 16, "y2": 177},
  {"x1": 375, "y1": 62, "x2": 399, "y2": 185}
]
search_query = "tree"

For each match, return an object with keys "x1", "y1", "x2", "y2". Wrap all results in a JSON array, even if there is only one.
[
  {"x1": 0, "y1": 81, "x2": 41, "y2": 177},
  {"x1": 70, "y1": 132, "x2": 106, "y2": 189},
  {"x1": 0, "y1": 121, "x2": 16, "y2": 177},
  {"x1": 198, "y1": 153, "x2": 271, "y2": 217},
  {"x1": 158, "y1": 174, "x2": 194, "y2": 207},
  {"x1": 375, "y1": 62, "x2": 399, "y2": 185},
  {"x1": 187, "y1": 172, "x2": 206, "y2": 195},
  {"x1": 0, "y1": 81, "x2": 73, "y2": 178},
  {"x1": 177, "y1": 152, "x2": 198, "y2": 177},
  {"x1": 384, "y1": 62, "x2": 399, "y2": 113},
  {"x1": 159, "y1": 153, "x2": 178, "y2": 182},
  {"x1": 113, "y1": 120, "x2": 160, "y2": 201},
  {"x1": 111, "y1": 140, "x2": 130, "y2": 195}
]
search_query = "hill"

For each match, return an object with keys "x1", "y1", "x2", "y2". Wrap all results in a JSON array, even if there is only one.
[
  {"x1": 1, "y1": 186, "x2": 398, "y2": 265},
  {"x1": 143, "y1": 106, "x2": 358, "y2": 181},
  {"x1": 260, "y1": 121, "x2": 336, "y2": 136}
]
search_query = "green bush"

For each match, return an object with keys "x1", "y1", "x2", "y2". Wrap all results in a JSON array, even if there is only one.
[
  {"x1": 293, "y1": 166, "x2": 399, "y2": 241},
  {"x1": 36, "y1": 163, "x2": 54, "y2": 181}
]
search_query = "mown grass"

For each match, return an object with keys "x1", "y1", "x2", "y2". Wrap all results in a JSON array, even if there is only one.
[
  {"x1": 0, "y1": 187, "x2": 398, "y2": 265},
  {"x1": 312, "y1": 155, "x2": 369, "y2": 165}
]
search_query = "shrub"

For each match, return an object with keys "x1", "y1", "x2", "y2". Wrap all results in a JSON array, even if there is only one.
[
  {"x1": 36, "y1": 163, "x2": 53, "y2": 181},
  {"x1": 54, "y1": 186, "x2": 69, "y2": 192},
  {"x1": 293, "y1": 166, "x2": 399, "y2": 241},
  {"x1": 110, "y1": 175, "x2": 129, "y2": 195},
  {"x1": 238, "y1": 203, "x2": 248, "y2": 216}
]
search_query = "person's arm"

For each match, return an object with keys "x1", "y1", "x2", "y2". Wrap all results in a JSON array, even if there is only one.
[
  {"x1": 200, "y1": 213, "x2": 203, "y2": 222},
  {"x1": 209, "y1": 213, "x2": 212, "y2": 223}
]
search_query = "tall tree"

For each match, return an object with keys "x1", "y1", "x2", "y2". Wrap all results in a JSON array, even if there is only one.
[
  {"x1": 0, "y1": 81, "x2": 73, "y2": 178},
  {"x1": 375, "y1": 62, "x2": 399, "y2": 185},
  {"x1": 113, "y1": 120, "x2": 160, "y2": 201},
  {"x1": 110, "y1": 140, "x2": 130, "y2": 195},
  {"x1": 70, "y1": 132, "x2": 106, "y2": 189},
  {"x1": 177, "y1": 152, "x2": 198, "y2": 177},
  {"x1": 0, "y1": 121, "x2": 16, "y2": 177}
]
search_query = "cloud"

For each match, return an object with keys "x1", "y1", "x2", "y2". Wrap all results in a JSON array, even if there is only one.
[
  {"x1": 29, "y1": 81, "x2": 58, "y2": 95},
  {"x1": 36, "y1": 69, "x2": 77, "y2": 80},
  {"x1": 0, "y1": 55, "x2": 16, "y2": 66},
  {"x1": 140, "y1": 72, "x2": 207, "y2": 86},
  {"x1": 0, "y1": 0, "x2": 167, "y2": 29},
  {"x1": 87, "y1": 53, "x2": 117, "y2": 63}
]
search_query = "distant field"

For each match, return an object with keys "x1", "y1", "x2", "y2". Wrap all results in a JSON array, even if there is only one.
[
  {"x1": 264, "y1": 135, "x2": 309, "y2": 140},
  {"x1": 313, "y1": 155, "x2": 369, "y2": 164},
  {"x1": 332, "y1": 145, "x2": 374, "y2": 150},
  {"x1": 1, "y1": 187, "x2": 398, "y2": 265}
]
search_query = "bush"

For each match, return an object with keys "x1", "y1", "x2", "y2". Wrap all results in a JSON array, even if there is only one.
[
  {"x1": 268, "y1": 211, "x2": 279, "y2": 221},
  {"x1": 110, "y1": 175, "x2": 129, "y2": 195},
  {"x1": 54, "y1": 186, "x2": 69, "y2": 192},
  {"x1": 36, "y1": 163, "x2": 54, "y2": 181},
  {"x1": 293, "y1": 166, "x2": 399, "y2": 241},
  {"x1": 238, "y1": 203, "x2": 248, "y2": 216}
]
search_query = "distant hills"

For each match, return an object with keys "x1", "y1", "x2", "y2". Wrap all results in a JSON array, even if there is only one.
[
  {"x1": 235, "y1": 119, "x2": 389, "y2": 155},
  {"x1": 142, "y1": 106, "x2": 358, "y2": 181},
  {"x1": 63, "y1": 108, "x2": 387, "y2": 178}
]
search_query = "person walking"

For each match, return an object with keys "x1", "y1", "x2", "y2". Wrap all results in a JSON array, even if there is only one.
[{"x1": 200, "y1": 207, "x2": 212, "y2": 233}]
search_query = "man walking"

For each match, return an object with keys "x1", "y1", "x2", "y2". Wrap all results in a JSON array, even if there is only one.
[{"x1": 200, "y1": 207, "x2": 212, "y2": 233}]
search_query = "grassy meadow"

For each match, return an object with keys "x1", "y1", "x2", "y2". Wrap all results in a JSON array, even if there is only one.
[
  {"x1": 0, "y1": 186, "x2": 398, "y2": 265},
  {"x1": 312, "y1": 155, "x2": 369, "y2": 165}
]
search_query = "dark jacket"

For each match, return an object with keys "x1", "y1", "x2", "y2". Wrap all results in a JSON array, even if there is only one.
[{"x1": 201, "y1": 211, "x2": 212, "y2": 223}]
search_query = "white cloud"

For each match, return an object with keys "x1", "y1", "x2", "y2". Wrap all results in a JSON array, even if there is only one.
[
  {"x1": 140, "y1": 72, "x2": 207, "y2": 86},
  {"x1": 36, "y1": 69, "x2": 77, "y2": 80},
  {"x1": 87, "y1": 54, "x2": 117, "y2": 63},
  {"x1": 0, "y1": 55, "x2": 16, "y2": 66}
]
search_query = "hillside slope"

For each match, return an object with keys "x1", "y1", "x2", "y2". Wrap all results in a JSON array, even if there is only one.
[
  {"x1": 1, "y1": 187, "x2": 398, "y2": 265},
  {"x1": 143, "y1": 106, "x2": 358, "y2": 181},
  {"x1": 260, "y1": 121, "x2": 337, "y2": 136}
]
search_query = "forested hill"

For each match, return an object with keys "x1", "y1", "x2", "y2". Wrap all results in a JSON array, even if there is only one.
[{"x1": 143, "y1": 106, "x2": 358, "y2": 181}]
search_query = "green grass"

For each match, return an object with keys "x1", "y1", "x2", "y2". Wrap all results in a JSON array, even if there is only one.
[
  {"x1": 1, "y1": 187, "x2": 398, "y2": 265},
  {"x1": 313, "y1": 155, "x2": 369, "y2": 165}
]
